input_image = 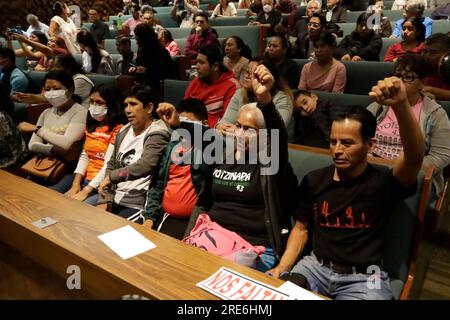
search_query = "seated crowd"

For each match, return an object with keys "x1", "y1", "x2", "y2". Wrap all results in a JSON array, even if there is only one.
[{"x1": 1, "y1": 0, "x2": 450, "y2": 300}]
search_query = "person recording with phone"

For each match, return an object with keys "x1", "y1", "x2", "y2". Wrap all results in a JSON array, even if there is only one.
[{"x1": 171, "y1": 0, "x2": 200, "y2": 29}]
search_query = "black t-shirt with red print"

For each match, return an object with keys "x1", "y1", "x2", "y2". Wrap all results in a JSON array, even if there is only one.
[{"x1": 297, "y1": 164, "x2": 416, "y2": 266}]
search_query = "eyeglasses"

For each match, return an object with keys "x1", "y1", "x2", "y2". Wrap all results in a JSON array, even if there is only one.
[{"x1": 393, "y1": 72, "x2": 420, "y2": 83}]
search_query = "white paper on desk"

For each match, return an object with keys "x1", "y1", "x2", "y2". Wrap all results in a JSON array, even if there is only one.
[
  {"x1": 278, "y1": 281, "x2": 325, "y2": 300},
  {"x1": 98, "y1": 225, "x2": 156, "y2": 260}
]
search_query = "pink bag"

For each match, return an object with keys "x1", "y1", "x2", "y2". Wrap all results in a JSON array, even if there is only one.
[{"x1": 183, "y1": 214, "x2": 266, "y2": 261}]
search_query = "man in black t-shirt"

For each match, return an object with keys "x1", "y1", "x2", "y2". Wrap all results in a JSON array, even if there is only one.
[{"x1": 268, "y1": 76, "x2": 425, "y2": 300}]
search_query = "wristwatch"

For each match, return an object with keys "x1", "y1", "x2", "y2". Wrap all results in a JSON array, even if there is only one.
[{"x1": 34, "y1": 125, "x2": 42, "y2": 134}]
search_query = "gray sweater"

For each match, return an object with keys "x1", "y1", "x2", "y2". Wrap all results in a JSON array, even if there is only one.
[
  {"x1": 368, "y1": 96, "x2": 450, "y2": 194},
  {"x1": 218, "y1": 88, "x2": 295, "y2": 141},
  {"x1": 29, "y1": 103, "x2": 87, "y2": 155},
  {"x1": 100, "y1": 120, "x2": 171, "y2": 207}
]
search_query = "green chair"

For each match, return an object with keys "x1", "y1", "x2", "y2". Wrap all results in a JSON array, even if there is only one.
[
  {"x1": 347, "y1": 11, "x2": 365, "y2": 23},
  {"x1": 73, "y1": 53, "x2": 83, "y2": 66},
  {"x1": 383, "y1": 10, "x2": 405, "y2": 23},
  {"x1": 380, "y1": 37, "x2": 401, "y2": 61},
  {"x1": 155, "y1": 13, "x2": 178, "y2": 28},
  {"x1": 438, "y1": 100, "x2": 450, "y2": 120},
  {"x1": 337, "y1": 22, "x2": 356, "y2": 37},
  {"x1": 16, "y1": 57, "x2": 27, "y2": 71},
  {"x1": 163, "y1": 79, "x2": 190, "y2": 106},
  {"x1": 81, "y1": 22, "x2": 92, "y2": 30},
  {"x1": 236, "y1": 9, "x2": 248, "y2": 16},
  {"x1": 87, "y1": 74, "x2": 118, "y2": 87},
  {"x1": 384, "y1": 0, "x2": 395, "y2": 9},
  {"x1": 11, "y1": 40, "x2": 21, "y2": 50},
  {"x1": 432, "y1": 20, "x2": 450, "y2": 35},
  {"x1": 314, "y1": 91, "x2": 373, "y2": 108},
  {"x1": 166, "y1": 27, "x2": 192, "y2": 39},
  {"x1": 342, "y1": 61, "x2": 394, "y2": 95},
  {"x1": 26, "y1": 70, "x2": 47, "y2": 88},
  {"x1": 104, "y1": 38, "x2": 137, "y2": 55},
  {"x1": 287, "y1": 145, "x2": 432, "y2": 300},
  {"x1": 209, "y1": 16, "x2": 250, "y2": 26}
]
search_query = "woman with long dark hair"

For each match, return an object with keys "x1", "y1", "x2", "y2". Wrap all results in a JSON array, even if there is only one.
[
  {"x1": 223, "y1": 36, "x2": 252, "y2": 83},
  {"x1": 53, "y1": 84, "x2": 126, "y2": 203},
  {"x1": 265, "y1": 34, "x2": 300, "y2": 89},
  {"x1": 129, "y1": 23, "x2": 175, "y2": 90},
  {"x1": 76, "y1": 30, "x2": 116, "y2": 75},
  {"x1": 384, "y1": 17, "x2": 425, "y2": 62}
]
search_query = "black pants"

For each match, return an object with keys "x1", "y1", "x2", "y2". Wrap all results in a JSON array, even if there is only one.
[{"x1": 156, "y1": 214, "x2": 190, "y2": 240}]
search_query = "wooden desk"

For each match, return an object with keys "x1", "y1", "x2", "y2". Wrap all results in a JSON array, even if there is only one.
[{"x1": 0, "y1": 170, "x2": 284, "y2": 299}]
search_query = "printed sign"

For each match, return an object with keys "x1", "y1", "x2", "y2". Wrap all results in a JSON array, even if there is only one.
[{"x1": 197, "y1": 267, "x2": 289, "y2": 300}]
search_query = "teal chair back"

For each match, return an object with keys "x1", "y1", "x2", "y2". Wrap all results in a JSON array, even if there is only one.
[
  {"x1": 314, "y1": 91, "x2": 373, "y2": 108},
  {"x1": 209, "y1": 16, "x2": 249, "y2": 26},
  {"x1": 26, "y1": 70, "x2": 47, "y2": 88},
  {"x1": 432, "y1": 20, "x2": 450, "y2": 34},
  {"x1": 342, "y1": 61, "x2": 394, "y2": 95},
  {"x1": 163, "y1": 79, "x2": 190, "y2": 106},
  {"x1": 287, "y1": 146, "x2": 431, "y2": 299},
  {"x1": 383, "y1": 10, "x2": 405, "y2": 22},
  {"x1": 380, "y1": 37, "x2": 401, "y2": 61},
  {"x1": 104, "y1": 38, "x2": 137, "y2": 54},
  {"x1": 87, "y1": 74, "x2": 118, "y2": 87},
  {"x1": 155, "y1": 13, "x2": 178, "y2": 28},
  {"x1": 337, "y1": 22, "x2": 356, "y2": 37},
  {"x1": 166, "y1": 27, "x2": 192, "y2": 39}
]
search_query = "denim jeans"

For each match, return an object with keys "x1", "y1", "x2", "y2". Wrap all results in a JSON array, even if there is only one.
[
  {"x1": 48, "y1": 173, "x2": 74, "y2": 193},
  {"x1": 49, "y1": 175, "x2": 99, "y2": 206},
  {"x1": 291, "y1": 252, "x2": 394, "y2": 300}
]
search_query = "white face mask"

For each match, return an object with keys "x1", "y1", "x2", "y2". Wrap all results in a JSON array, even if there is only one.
[
  {"x1": 179, "y1": 116, "x2": 203, "y2": 125},
  {"x1": 44, "y1": 89, "x2": 69, "y2": 107},
  {"x1": 263, "y1": 4, "x2": 272, "y2": 13},
  {"x1": 89, "y1": 104, "x2": 108, "y2": 122}
]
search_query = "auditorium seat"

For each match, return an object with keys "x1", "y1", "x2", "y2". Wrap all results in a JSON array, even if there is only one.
[
  {"x1": 287, "y1": 144, "x2": 433, "y2": 300},
  {"x1": 380, "y1": 37, "x2": 401, "y2": 61},
  {"x1": 163, "y1": 79, "x2": 190, "y2": 106}
]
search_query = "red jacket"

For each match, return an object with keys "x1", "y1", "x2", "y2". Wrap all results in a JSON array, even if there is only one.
[
  {"x1": 384, "y1": 42, "x2": 424, "y2": 62},
  {"x1": 184, "y1": 70, "x2": 240, "y2": 128},
  {"x1": 185, "y1": 29, "x2": 219, "y2": 60}
]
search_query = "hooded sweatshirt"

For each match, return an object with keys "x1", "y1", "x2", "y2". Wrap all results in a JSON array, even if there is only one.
[{"x1": 184, "y1": 70, "x2": 240, "y2": 128}]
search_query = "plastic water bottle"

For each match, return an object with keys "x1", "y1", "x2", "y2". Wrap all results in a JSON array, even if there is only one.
[
  {"x1": 117, "y1": 16, "x2": 123, "y2": 31},
  {"x1": 234, "y1": 250, "x2": 258, "y2": 269}
]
